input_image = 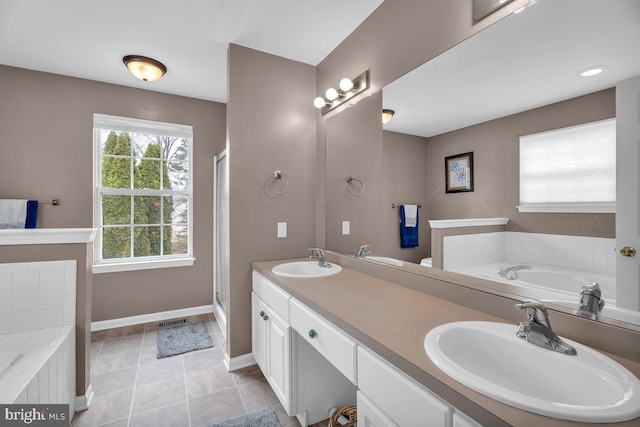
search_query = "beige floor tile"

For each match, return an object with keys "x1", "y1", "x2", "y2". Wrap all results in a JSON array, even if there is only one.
[
  {"x1": 91, "y1": 366, "x2": 138, "y2": 397},
  {"x1": 72, "y1": 389, "x2": 133, "y2": 427},
  {"x1": 183, "y1": 346, "x2": 225, "y2": 374},
  {"x1": 106, "y1": 324, "x2": 145, "y2": 341},
  {"x1": 91, "y1": 348, "x2": 140, "y2": 375},
  {"x1": 129, "y1": 401, "x2": 190, "y2": 427},
  {"x1": 237, "y1": 377, "x2": 281, "y2": 413},
  {"x1": 136, "y1": 355, "x2": 184, "y2": 386},
  {"x1": 132, "y1": 376, "x2": 186, "y2": 415},
  {"x1": 231, "y1": 364, "x2": 264, "y2": 385},
  {"x1": 188, "y1": 388, "x2": 246, "y2": 427},
  {"x1": 99, "y1": 335, "x2": 143, "y2": 355},
  {"x1": 96, "y1": 418, "x2": 129, "y2": 427},
  {"x1": 185, "y1": 364, "x2": 236, "y2": 399}
]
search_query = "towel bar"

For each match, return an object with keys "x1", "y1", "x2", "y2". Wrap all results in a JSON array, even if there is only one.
[
  {"x1": 391, "y1": 203, "x2": 422, "y2": 208},
  {"x1": 37, "y1": 199, "x2": 61, "y2": 206}
]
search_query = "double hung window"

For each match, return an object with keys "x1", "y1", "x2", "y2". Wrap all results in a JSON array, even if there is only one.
[{"x1": 93, "y1": 114, "x2": 194, "y2": 272}]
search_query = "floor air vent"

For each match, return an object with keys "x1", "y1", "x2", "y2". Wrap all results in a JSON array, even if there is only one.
[{"x1": 158, "y1": 318, "x2": 187, "y2": 328}]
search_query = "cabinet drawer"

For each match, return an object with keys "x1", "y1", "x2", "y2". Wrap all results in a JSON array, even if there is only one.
[
  {"x1": 252, "y1": 271, "x2": 269, "y2": 301},
  {"x1": 358, "y1": 347, "x2": 453, "y2": 427},
  {"x1": 290, "y1": 299, "x2": 357, "y2": 384},
  {"x1": 267, "y1": 280, "x2": 290, "y2": 322}
]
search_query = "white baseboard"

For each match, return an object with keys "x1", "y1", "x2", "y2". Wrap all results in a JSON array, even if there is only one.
[
  {"x1": 91, "y1": 305, "x2": 214, "y2": 331},
  {"x1": 75, "y1": 384, "x2": 94, "y2": 412},
  {"x1": 224, "y1": 352, "x2": 256, "y2": 372}
]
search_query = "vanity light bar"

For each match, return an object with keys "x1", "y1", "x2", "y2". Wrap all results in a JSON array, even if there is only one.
[{"x1": 314, "y1": 70, "x2": 370, "y2": 116}]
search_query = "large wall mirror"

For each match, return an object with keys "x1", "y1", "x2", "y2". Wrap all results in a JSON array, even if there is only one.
[{"x1": 324, "y1": 0, "x2": 640, "y2": 328}]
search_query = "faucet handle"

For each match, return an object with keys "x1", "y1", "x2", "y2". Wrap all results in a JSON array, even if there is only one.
[{"x1": 516, "y1": 300, "x2": 551, "y2": 328}]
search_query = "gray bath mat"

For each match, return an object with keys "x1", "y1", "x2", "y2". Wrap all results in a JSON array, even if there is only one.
[
  {"x1": 208, "y1": 407, "x2": 281, "y2": 427},
  {"x1": 157, "y1": 322, "x2": 214, "y2": 359}
]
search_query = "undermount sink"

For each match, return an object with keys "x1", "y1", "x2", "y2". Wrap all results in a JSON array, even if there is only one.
[
  {"x1": 425, "y1": 321, "x2": 640, "y2": 422},
  {"x1": 272, "y1": 261, "x2": 342, "y2": 278},
  {"x1": 366, "y1": 256, "x2": 404, "y2": 267}
]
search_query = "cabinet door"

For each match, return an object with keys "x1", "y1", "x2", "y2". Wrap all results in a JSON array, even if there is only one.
[
  {"x1": 251, "y1": 292, "x2": 268, "y2": 375},
  {"x1": 267, "y1": 309, "x2": 292, "y2": 414},
  {"x1": 357, "y1": 391, "x2": 399, "y2": 427}
]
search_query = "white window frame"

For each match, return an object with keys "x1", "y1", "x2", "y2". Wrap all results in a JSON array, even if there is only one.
[
  {"x1": 92, "y1": 114, "x2": 195, "y2": 273},
  {"x1": 517, "y1": 118, "x2": 616, "y2": 214}
]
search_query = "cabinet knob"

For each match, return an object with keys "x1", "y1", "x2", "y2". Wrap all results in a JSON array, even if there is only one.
[
  {"x1": 259, "y1": 310, "x2": 265, "y2": 318},
  {"x1": 309, "y1": 329, "x2": 317, "y2": 339},
  {"x1": 620, "y1": 246, "x2": 636, "y2": 257},
  {"x1": 262, "y1": 313, "x2": 269, "y2": 321}
]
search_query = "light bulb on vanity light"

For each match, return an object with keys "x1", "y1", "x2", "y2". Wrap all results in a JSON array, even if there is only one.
[
  {"x1": 314, "y1": 97, "x2": 327, "y2": 109},
  {"x1": 339, "y1": 77, "x2": 354, "y2": 92},
  {"x1": 325, "y1": 87, "x2": 339, "y2": 101}
]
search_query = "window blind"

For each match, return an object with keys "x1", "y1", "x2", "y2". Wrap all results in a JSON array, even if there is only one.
[{"x1": 519, "y1": 118, "x2": 615, "y2": 213}]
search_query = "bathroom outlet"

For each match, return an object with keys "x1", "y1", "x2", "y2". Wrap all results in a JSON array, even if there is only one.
[
  {"x1": 342, "y1": 221, "x2": 350, "y2": 235},
  {"x1": 277, "y1": 222, "x2": 287, "y2": 238}
]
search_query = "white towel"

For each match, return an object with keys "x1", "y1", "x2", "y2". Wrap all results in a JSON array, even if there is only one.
[
  {"x1": 0, "y1": 199, "x2": 28, "y2": 229},
  {"x1": 403, "y1": 204, "x2": 418, "y2": 227}
]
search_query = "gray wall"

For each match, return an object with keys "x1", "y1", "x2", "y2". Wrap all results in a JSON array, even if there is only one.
[
  {"x1": 0, "y1": 65, "x2": 227, "y2": 321},
  {"x1": 381, "y1": 131, "x2": 430, "y2": 263},
  {"x1": 226, "y1": 45, "x2": 316, "y2": 358},
  {"x1": 426, "y1": 88, "x2": 616, "y2": 238}
]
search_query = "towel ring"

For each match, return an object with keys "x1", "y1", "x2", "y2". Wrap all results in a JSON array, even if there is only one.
[
  {"x1": 346, "y1": 176, "x2": 364, "y2": 197},
  {"x1": 267, "y1": 170, "x2": 289, "y2": 195}
]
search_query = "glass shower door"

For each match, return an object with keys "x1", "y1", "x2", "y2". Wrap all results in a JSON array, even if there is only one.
[{"x1": 214, "y1": 151, "x2": 227, "y2": 314}]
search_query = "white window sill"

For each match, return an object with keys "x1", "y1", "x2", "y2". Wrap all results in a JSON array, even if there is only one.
[
  {"x1": 93, "y1": 257, "x2": 196, "y2": 274},
  {"x1": 517, "y1": 203, "x2": 615, "y2": 213}
]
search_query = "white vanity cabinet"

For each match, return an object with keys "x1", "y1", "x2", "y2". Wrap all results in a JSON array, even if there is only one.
[
  {"x1": 251, "y1": 271, "x2": 293, "y2": 415},
  {"x1": 358, "y1": 346, "x2": 454, "y2": 427}
]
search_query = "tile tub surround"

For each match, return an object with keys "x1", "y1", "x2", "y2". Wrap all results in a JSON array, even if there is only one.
[
  {"x1": 72, "y1": 314, "x2": 326, "y2": 427},
  {"x1": 443, "y1": 232, "x2": 616, "y2": 275},
  {"x1": 0, "y1": 260, "x2": 76, "y2": 335},
  {"x1": 0, "y1": 326, "x2": 76, "y2": 419},
  {"x1": 253, "y1": 257, "x2": 640, "y2": 426}
]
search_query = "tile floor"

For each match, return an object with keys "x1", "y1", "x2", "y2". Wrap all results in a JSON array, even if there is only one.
[{"x1": 71, "y1": 314, "x2": 324, "y2": 427}]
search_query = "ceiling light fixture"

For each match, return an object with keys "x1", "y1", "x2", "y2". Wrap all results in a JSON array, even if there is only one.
[
  {"x1": 314, "y1": 70, "x2": 370, "y2": 115},
  {"x1": 123, "y1": 55, "x2": 167, "y2": 82},
  {"x1": 578, "y1": 66, "x2": 607, "y2": 77},
  {"x1": 382, "y1": 109, "x2": 395, "y2": 124}
]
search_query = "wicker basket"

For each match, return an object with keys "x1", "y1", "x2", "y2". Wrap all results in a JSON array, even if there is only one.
[{"x1": 328, "y1": 404, "x2": 357, "y2": 427}]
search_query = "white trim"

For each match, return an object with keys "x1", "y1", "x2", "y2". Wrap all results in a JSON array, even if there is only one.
[
  {"x1": 92, "y1": 257, "x2": 195, "y2": 274},
  {"x1": 224, "y1": 352, "x2": 256, "y2": 372},
  {"x1": 91, "y1": 304, "x2": 213, "y2": 331},
  {"x1": 94, "y1": 114, "x2": 193, "y2": 139},
  {"x1": 213, "y1": 302, "x2": 227, "y2": 340},
  {"x1": 428, "y1": 218, "x2": 509, "y2": 229},
  {"x1": 517, "y1": 203, "x2": 616, "y2": 213},
  {"x1": 0, "y1": 228, "x2": 97, "y2": 245},
  {"x1": 75, "y1": 384, "x2": 94, "y2": 411}
]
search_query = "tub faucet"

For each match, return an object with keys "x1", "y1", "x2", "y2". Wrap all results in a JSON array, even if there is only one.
[
  {"x1": 577, "y1": 283, "x2": 605, "y2": 319},
  {"x1": 498, "y1": 264, "x2": 531, "y2": 280},
  {"x1": 308, "y1": 248, "x2": 331, "y2": 268},
  {"x1": 355, "y1": 244, "x2": 372, "y2": 258},
  {"x1": 515, "y1": 301, "x2": 577, "y2": 355}
]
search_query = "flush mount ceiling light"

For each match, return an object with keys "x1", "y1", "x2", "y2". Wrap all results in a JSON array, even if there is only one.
[
  {"x1": 382, "y1": 109, "x2": 395, "y2": 124},
  {"x1": 314, "y1": 70, "x2": 370, "y2": 115},
  {"x1": 578, "y1": 66, "x2": 607, "y2": 77},
  {"x1": 122, "y1": 55, "x2": 167, "y2": 82}
]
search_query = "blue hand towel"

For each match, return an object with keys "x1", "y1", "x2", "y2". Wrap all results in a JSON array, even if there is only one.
[
  {"x1": 25, "y1": 200, "x2": 38, "y2": 228},
  {"x1": 400, "y1": 205, "x2": 419, "y2": 248}
]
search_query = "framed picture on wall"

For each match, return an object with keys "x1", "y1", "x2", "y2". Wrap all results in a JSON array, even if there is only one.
[
  {"x1": 473, "y1": 0, "x2": 515, "y2": 22},
  {"x1": 445, "y1": 152, "x2": 474, "y2": 193}
]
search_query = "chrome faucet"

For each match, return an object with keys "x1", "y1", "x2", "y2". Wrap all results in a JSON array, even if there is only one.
[
  {"x1": 498, "y1": 264, "x2": 531, "y2": 280},
  {"x1": 577, "y1": 283, "x2": 605, "y2": 319},
  {"x1": 515, "y1": 301, "x2": 577, "y2": 355},
  {"x1": 355, "y1": 244, "x2": 372, "y2": 258},
  {"x1": 308, "y1": 248, "x2": 331, "y2": 268}
]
